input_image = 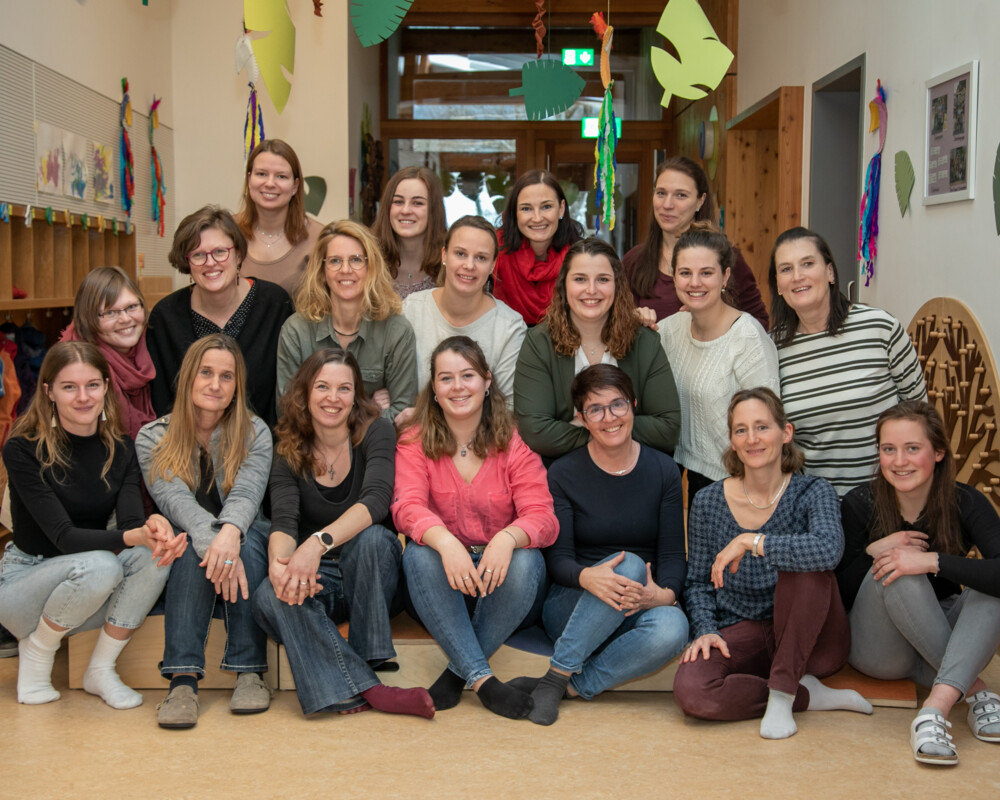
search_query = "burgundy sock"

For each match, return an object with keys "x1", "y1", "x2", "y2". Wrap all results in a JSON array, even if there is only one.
[{"x1": 361, "y1": 683, "x2": 435, "y2": 719}]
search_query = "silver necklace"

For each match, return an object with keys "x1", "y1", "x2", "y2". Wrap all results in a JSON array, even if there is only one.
[
  {"x1": 591, "y1": 441, "x2": 639, "y2": 475},
  {"x1": 459, "y1": 439, "x2": 474, "y2": 457},
  {"x1": 315, "y1": 438, "x2": 350, "y2": 480},
  {"x1": 255, "y1": 227, "x2": 284, "y2": 248},
  {"x1": 743, "y1": 473, "x2": 789, "y2": 509}
]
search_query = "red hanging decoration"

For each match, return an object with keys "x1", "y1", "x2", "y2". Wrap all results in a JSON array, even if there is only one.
[{"x1": 532, "y1": 0, "x2": 546, "y2": 58}]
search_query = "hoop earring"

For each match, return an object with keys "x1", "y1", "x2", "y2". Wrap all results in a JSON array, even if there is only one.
[
  {"x1": 433, "y1": 395, "x2": 438, "y2": 403},
  {"x1": 484, "y1": 388, "x2": 490, "y2": 397}
]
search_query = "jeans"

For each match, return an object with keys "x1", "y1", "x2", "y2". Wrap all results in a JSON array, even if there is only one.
[
  {"x1": 252, "y1": 525, "x2": 401, "y2": 714},
  {"x1": 403, "y1": 542, "x2": 545, "y2": 686},
  {"x1": 848, "y1": 573, "x2": 1000, "y2": 695},
  {"x1": 0, "y1": 542, "x2": 170, "y2": 639},
  {"x1": 542, "y1": 551, "x2": 689, "y2": 699},
  {"x1": 161, "y1": 519, "x2": 269, "y2": 678},
  {"x1": 673, "y1": 571, "x2": 850, "y2": 720}
]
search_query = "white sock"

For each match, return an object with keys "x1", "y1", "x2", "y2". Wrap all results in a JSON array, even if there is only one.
[
  {"x1": 915, "y1": 706, "x2": 954, "y2": 757},
  {"x1": 17, "y1": 619, "x2": 66, "y2": 705},
  {"x1": 83, "y1": 630, "x2": 142, "y2": 710},
  {"x1": 760, "y1": 688, "x2": 797, "y2": 739},
  {"x1": 801, "y1": 673, "x2": 873, "y2": 714}
]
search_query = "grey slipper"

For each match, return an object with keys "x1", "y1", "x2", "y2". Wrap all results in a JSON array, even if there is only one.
[
  {"x1": 157, "y1": 685, "x2": 199, "y2": 729},
  {"x1": 230, "y1": 672, "x2": 272, "y2": 714}
]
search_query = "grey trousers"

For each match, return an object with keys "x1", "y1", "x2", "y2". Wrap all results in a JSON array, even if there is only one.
[{"x1": 848, "y1": 572, "x2": 1000, "y2": 695}]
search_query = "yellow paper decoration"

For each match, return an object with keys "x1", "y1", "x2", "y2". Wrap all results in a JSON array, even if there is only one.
[
  {"x1": 244, "y1": 0, "x2": 296, "y2": 114},
  {"x1": 650, "y1": 0, "x2": 734, "y2": 107}
]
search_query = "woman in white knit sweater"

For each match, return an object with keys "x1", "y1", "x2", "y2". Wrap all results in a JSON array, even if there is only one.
[{"x1": 658, "y1": 225, "x2": 779, "y2": 505}]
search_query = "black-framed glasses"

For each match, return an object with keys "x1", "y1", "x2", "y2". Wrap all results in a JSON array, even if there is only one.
[
  {"x1": 187, "y1": 247, "x2": 234, "y2": 266},
  {"x1": 583, "y1": 397, "x2": 631, "y2": 423},
  {"x1": 323, "y1": 254, "x2": 367, "y2": 271},
  {"x1": 98, "y1": 302, "x2": 144, "y2": 322}
]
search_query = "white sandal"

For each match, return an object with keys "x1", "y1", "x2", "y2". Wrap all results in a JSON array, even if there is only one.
[
  {"x1": 910, "y1": 710, "x2": 958, "y2": 766},
  {"x1": 966, "y1": 690, "x2": 1000, "y2": 742}
]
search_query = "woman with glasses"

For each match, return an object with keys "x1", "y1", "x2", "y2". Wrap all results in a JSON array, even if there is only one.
[
  {"x1": 514, "y1": 364, "x2": 689, "y2": 725},
  {"x1": 148, "y1": 206, "x2": 293, "y2": 427},
  {"x1": 657, "y1": 226, "x2": 779, "y2": 506},
  {"x1": 513, "y1": 237, "x2": 680, "y2": 461},
  {"x1": 236, "y1": 139, "x2": 322, "y2": 297},
  {"x1": 59, "y1": 266, "x2": 156, "y2": 439},
  {"x1": 277, "y1": 220, "x2": 418, "y2": 422}
]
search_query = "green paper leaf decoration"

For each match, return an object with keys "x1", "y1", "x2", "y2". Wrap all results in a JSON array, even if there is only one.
[
  {"x1": 303, "y1": 176, "x2": 327, "y2": 216},
  {"x1": 993, "y1": 143, "x2": 1000, "y2": 235},
  {"x1": 351, "y1": 0, "x2": 413, "y2": 47},
  {"x1": 650, "y1": 0, "x2": 734, "y2": 108},
  {"x1": 894, "y1": 150, "x2": 915, "y2": 217},
  {"x1": 509, "y1": 60, "x2": 586, "y2": 121}
]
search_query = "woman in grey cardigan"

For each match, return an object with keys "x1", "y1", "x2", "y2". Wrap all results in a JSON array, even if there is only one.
[{"x1": 136, "y1": 334, "x2": 273, "y2": 729}]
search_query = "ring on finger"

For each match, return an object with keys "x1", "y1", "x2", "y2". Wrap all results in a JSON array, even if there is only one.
[
  {"x1": 484, "y1": 568, "x2": 494, "y2": 574},
  {"x1": 461, "y1": 575, "x2": 470, "y2": 581},
  {"x1": 224, "y1": 559, "x2": 234, "y2": 565}
]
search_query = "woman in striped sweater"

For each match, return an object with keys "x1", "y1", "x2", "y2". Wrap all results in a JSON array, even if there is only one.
[{"x1": 768, "y1": 227, "x2": 926, "y2": 496}]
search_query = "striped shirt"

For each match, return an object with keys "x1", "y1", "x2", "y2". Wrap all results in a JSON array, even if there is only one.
[{"x1": 777, "y1": 304, "x2": 926, "y2": 496}]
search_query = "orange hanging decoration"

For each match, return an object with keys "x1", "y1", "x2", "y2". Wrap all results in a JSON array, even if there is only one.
[{"x1": 532, "y1": 0, "x2": 546, "y2": 58}]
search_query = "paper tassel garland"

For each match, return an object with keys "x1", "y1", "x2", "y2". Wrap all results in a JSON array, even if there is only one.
[
  {"x1": 591, "y1": 13, "x2": 617, "y2": 231},
  {"x1": 120, "y1": 78, "x2": 135, "y2": 217},
  {"x1": 858, "y1": 79, "x2": 887, "y2": 286},
  {"x1": 245, "y1": 84, "x2": 266, "y2": 160},
  {"x1": 149, "y1": 97, "x2": 167, "y2": 237}
]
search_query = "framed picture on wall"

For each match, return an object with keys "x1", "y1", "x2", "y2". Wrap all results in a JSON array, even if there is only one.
[{"x1": 924, "y1": 61, "x2": 978, "y2": 205}]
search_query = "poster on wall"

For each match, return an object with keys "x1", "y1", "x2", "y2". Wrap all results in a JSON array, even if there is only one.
[
  {"x1": 62, "y1": 131, "x2": 89, "y2": 200},
  {"x1": 92, "y1": 142, "x2": 116, "y2": 203},
  {"x1": 924, "y1": 61, "x2": 978, "y2": 205},
  {"x1": 35, "y1": 121, "x2": 64, "y2": 195}
]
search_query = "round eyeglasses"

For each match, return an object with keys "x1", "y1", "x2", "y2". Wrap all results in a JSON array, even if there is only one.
[
  {"x1": 187, "y1": 247, "x2": 234, "y2": 266},
  {"x1": 323, "y1": 254, "x2": 368, "y2": 271},
  {"x1": 98, "y1": 302, "x2": 144, "y2": 322},
  {"x1": 582, "y1": 397, "x2": 631, "y2": 423}
]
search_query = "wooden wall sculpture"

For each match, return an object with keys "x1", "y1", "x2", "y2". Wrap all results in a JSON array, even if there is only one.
[{"x1": 908, "y1": 298, "x2": 999, "y2": 511}]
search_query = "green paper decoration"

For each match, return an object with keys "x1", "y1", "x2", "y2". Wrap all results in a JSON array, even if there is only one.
[
  {"x1": 509, "y1": 59, "x2": 585, "y2": 121},
  {"x1": 993, "y1": 143, "x2": 1000, "y2": 235},
  {"x1": 304, "y1": 176, "x2": 327, "y2": 216},
  {"x1": 894, "y1": 150, "x2": 915, "y2": 216},
  {"x1": 650, "y1": 0, "x2": 734, "y2": 107},
  {"x1": 245, "y1": 0, "x2": 296, "y2": 114},
  {"x1": 351, "y1": 0, "x2": 413, "y2": 46}
]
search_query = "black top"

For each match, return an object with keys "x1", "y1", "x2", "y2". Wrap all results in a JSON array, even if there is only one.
[
  {"x1": 838, "y1": 483, "x2": 1000, "y2": 610},
  {"x1": 545, "y1": 443, "x2": 687, "y2": 596},
  {"x1": 146, "y1": 278, "x2": 293, "y2": 427},
  {"x1": 267, "y1": 417, "x2": 395, "y2": 557},
  {"x1": 3, "y1": 432, "x2": 145, "y2": 558}
]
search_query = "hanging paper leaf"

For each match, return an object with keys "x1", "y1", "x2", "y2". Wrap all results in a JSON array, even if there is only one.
[
  {"x1": 119, "y1": 78, "x2": 135, "y2": 217},
  {"x1": 993, "y1": 143, "x2": 1000, "y2": 235},
  {"x1": 894, "y1": 150, "x2": 914, "y2": 217},
  {"x1": 350, "y1": 0, "x2": 413, "y2": 47},
  {"x1": 245, "y1": 0, "x2": 296, "y2": 114},
  {"x1": 858, "y1": 80, "x2": 887, "y2": 286},
  {"x1": 509, "y1": 59, "x2": 585, "y2": 121},
  {"x1": 650, "y1": 0, "x2": 734, "y2": 107},
  {"x1": 303, "y1": 176, "x2": 327, "y2": 216},
  {"x1": 593, "y1": 84, "x2": 617, "y2": 231}
]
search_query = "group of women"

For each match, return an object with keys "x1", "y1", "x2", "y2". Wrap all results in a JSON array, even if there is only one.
[{"x1": 0, "y1": 141, "x2": 997, "y2": 768}]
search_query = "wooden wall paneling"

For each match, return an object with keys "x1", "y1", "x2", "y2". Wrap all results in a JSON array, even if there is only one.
[
  {"x1": 0, "y1": 221, "x2": 12, "y2": 301},
  {"x1": 11, "y1": 219, "x2": 34, "y2": 299},
  {"x1": 33, "y1": 225, "x2": 55, "y2": 299},
  {"x1": 406, "y1": 0, "x2": 666, "y2": 27},
  {"x1": 88, "y1": 225, "x2": 105, "y2": 269},
  {"x1": 52, "y1": 225, "x2": 73, "y2": 298},
  {"x1": 118, "y1": 233, "x2": 137, "y2": 280},
  {"x1": 71, "y1": 225, "x2": 89, "y2": 289},
  {"x1": 776, "y1": 86, "x2": 804, "y2": 234},
  {"x1": 103, "y1": 230, "x2": 118, "y2": 267}
]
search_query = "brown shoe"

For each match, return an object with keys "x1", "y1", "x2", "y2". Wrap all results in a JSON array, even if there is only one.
[
  {"x1": 230, "y1": 673, "x2": 271, "y2": 714},
  {"x1": 157, "y1": 685, "x2": 199, "y2": 729}
]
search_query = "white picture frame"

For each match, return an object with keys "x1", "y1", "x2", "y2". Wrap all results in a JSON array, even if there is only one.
[{"x1": 924, "y1": 60, "x2": 978, "y2": 205}]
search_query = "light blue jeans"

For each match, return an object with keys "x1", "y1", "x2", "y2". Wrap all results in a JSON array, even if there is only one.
[
  {"x1": 403, "y1": 542, "x2": 545, "y2": 687},
  {"x1": 848, "y1": 573, "x2": 1000, "y2": 694},
  {"x1": 542, "y1": 551, "x2": 689, "y2": 699},
  {"x1": 0, "y1": 542, "x2": 170, "y2": 638}
]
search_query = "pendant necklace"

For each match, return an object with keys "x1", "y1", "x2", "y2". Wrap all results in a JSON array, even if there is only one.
[
  {"x1": 316, "y1": 439, "x2": 350, "y2": 481},
  {"x1": 459, "y1": 439, "x2": 474, "y2": 457},
  {"x1": 743, "y1": 473, "x2": 789, "y2": 509},
  {"x1": 255, "y1": 227, "x2": 284, "y2": 248}
]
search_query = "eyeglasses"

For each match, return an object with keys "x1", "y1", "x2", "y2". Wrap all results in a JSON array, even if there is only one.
[
  {"x1": 582, "y1": 397, "x2": 631, "y2": 423},
  {"x1": 323, "y1": 255, "x2": 367, "y2": 271},
  {"x1": 187, "y1": 247, "x2": 234, "y2": 266},
  {"x1": 98, "y1": 302, "x2": 144, "y2": 322}
]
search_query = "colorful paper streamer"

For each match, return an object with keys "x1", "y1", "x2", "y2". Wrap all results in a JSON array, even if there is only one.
[
  {"x1": 120, "y1": 78, "x2": 135, "y2": 217},
  {"x1": 244, "y1": 84, "x2": 266, "y2": 160},
  {"x1": 592, "y1": 13, "x2": 617, "y2": 232},
  {"x1": 858, "y1": 80, "x2": 887, "y2": 286},
  {"x1": 149, "y1": 97, "x2": 167, "y2": 237}
]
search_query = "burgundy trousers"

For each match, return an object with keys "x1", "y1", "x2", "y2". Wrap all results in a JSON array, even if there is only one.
[{"x1": 673, "y1": 570, "x2": 850, "y2": 721}]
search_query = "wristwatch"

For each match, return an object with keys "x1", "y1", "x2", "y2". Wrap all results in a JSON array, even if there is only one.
[{"x1": 312, "y1": 531, "x2": 335, "y2": 554}]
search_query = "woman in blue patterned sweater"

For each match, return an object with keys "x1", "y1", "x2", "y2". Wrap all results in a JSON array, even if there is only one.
[{"x1": 673, "y1": 387, "x2": 873, "y2": 739}]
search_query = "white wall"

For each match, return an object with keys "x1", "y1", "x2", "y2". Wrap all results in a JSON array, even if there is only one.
[
  {"x1": 738, "y1": 0, "x2": 1000, "y2": 350},
  {"x1": 348, "y1": 25, "x2": 382, "y2": 219}
]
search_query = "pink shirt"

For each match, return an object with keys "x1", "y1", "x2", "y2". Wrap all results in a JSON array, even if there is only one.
[{"x1": 392, "y1": 430, "x2": 558, "y2": 548}]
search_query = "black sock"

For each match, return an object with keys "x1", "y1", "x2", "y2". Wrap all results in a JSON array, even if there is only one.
[
  {"x1": 169, "y1": 674, "x2": 199, "y2": 694},
  {"x1": 507, "y1": 675, "x2": 542, "y2": 694},
  {"x1": 370, "y1": 659, "x2": 401, "y2": 673},
  {"x1": 428, "y1": 668, "x2": 465, "y2": 710},
  {"x1": 476, "y1": 676, "x2": 533, "y2": 720},
  {"x1": 529, "y1": 669, "x2": 571, "y2": 726}
]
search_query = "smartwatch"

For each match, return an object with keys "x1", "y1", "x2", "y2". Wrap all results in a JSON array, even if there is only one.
[{"x1": 312, "y1": 531, "x2": 335, "y2": 554}]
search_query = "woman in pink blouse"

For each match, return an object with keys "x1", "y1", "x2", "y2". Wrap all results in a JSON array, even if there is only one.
[{"x1": 393, "y1": 335, "x2": 557, "y2": 720}]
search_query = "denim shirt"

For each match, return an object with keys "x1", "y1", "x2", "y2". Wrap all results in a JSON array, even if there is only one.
[{"x1": 135, "y1": 414, "x2": 273, "y2": 559}]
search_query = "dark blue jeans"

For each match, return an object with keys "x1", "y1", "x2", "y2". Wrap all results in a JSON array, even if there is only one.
[
  {"x1": 403, "y1": 542, "x2": 545, "y2": 686},
  {"x1": 252, "y1": 525, "x2": 402, "y2": 714},
  {"x1": 161, "y1": 519, "x2": 270, "y2": 678}
]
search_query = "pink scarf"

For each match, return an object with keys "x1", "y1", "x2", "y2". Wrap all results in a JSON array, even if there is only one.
[
  {"x1": 493, "y1": 234, "x2": 571, "y2": 325},
  {"x1": 60, "y1": 322, "x2": 156, "y2": 439}
]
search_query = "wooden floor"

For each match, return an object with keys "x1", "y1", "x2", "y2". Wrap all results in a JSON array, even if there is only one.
[{"x1": 3, "y1": 651, "x2": 1000, "y2": 798}]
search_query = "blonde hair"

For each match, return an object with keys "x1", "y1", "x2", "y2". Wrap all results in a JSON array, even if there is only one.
[
  {"x1": 146, "y1": 335, "x2": 254, "y2": 494},
  {"x1": 294, "y1": 220, "x2": 402, "y2": 322},
  {"x1": 10, "y1": 341, "x2": 126, "y2": 484}
]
